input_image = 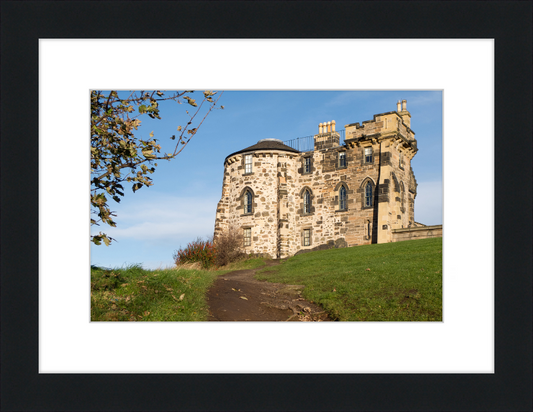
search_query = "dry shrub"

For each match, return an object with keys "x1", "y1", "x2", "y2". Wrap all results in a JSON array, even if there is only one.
[{"x1": 214, "y1": 227, "x2": 245, "y2": 266}]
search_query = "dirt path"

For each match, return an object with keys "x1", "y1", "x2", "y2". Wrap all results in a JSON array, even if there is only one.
[{"x1": 206, "y1": 260, "x2": 330, "y2": 321}]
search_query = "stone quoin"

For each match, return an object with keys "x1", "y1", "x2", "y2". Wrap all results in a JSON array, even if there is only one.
[{"x1": 214, "y1": 101, "x2": 440, "y2": 259}]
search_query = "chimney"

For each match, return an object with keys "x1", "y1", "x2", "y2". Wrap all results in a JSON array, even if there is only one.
[
  {"x1": 327, "y1": 121, "x2": 331, "y2": 133},
  {"x1": 332, "y1": 120, "x2": 336, "y2": 132},
  {"x1": 319, "y1": 122, "x2": 323, "y2": 134},
  {"x1": 402, "y1": 100, "x2": 407, "y2": 111},
  {"x1": 397, "y1": 100, "x2": 401, "y2": 112}
]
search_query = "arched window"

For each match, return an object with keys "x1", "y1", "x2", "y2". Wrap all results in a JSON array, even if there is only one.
[
  {"x1": 339, "y1": 185, "x2": 347, "y2": 210},
  {"x1": 303, "y1": 189, "x2": 311, "y2": 214},
  {"x1": 244, "y1": 190, "x2": 253, "y2": 214},
  {"x1": 365, "y1": 182, "x2": 373, "y2": 207}
]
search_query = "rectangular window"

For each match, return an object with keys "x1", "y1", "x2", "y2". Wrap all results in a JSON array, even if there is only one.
[
  {"x1": 243, "y1": 228, "x2": 251, "y2": 246},
  {"x1": 245, "y1": 155, "x2": 252, "y2": 174},
  {"x1": 304, "y1": 157, "x2": 311, "y2": 173},
  {"x1": 303, "y1": 229, "x2": 311, "y2": 246},
  {"x1": 364, "y1": 147, "x2": 373, "y2": 163},
  {"x1": 339, "y1": 151, "x2": 346, "y2": 167},
  {"x1": 399, "y1": 152, "x2": 404, "y2": 168}
]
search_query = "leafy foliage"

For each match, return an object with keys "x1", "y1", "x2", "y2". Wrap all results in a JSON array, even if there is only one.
[
  {"x1": 90, "y1": 90, "x2": 224, "y2": 246},
  {"x1": 173, "y1": 238, "x2": 217, "y2": 269}
]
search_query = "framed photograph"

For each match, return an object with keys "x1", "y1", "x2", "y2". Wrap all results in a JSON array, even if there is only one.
[{"x1": 2, "y1": 1, "x2": 531, "y2": 410}]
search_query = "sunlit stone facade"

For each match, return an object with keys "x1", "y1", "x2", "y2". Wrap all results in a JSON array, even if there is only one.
[{"x1": 214, "y1": 101, "x2": 422, "y2": 258}]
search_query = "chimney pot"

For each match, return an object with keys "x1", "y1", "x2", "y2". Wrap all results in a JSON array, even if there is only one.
[
  {"x1": 332, "y1": 120, "x2": 336, "y2": 132},
  {"x1": 402, "y1": 100, "x2": 407, "y2": 111},
  {"x1": 397, "y1": 100, "x2": 401, "y2": 112}
]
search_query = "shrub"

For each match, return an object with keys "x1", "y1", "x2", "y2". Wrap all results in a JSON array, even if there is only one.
[
  {"x1": 214, "y1": 228, "x2": 246, "y2": 266},
  {"x1": 173, "y1": 238, "x2": 216, "y2": 269}
]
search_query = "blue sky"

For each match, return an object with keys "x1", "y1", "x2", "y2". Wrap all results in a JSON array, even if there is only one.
[{"x1": 91, "y1": 91, "x2": 442, "y2": 269}]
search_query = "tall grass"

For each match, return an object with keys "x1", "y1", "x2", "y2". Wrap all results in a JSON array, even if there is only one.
[
  {"x1": 91, "y1": 264, "x2": 219, "y2": 321},
  {"x1": 256, "y1": 237, "x2": 442, "y2": 321},
  {"x1": 91, "y1": 257, "x2": 267, "y2": 321}
]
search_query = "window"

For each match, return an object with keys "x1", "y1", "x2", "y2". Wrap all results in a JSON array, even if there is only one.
[
  {"x1": 245, "y1": 154, "x2": 252, "y2": 174},
  {"x1": 365, "y1": 182, "x2": 373, "y2": 207},
  {"x1": 339, "y1": 151, "x2": 346, "y2": 168},
  {"x1": 364, "y1": 147, "x2": 373, "y2": 163},
  {"x1": 339, "y1": 185, "x2": 347, "y2": 210},
  {"x1": 244, "y1": 190, "x2": 253, "y2": 214},
  {"x1": 400, "y1": 182, "x2": 405, "y2": 213},
  {"x1": 303, "y1": 189, "x2": 311, "y2": 214},
  {"x1": 303, "y1": 229, "x2": 311, "y2": 246},
  {"x1": 399, "y1": 152, "x2": 404, "y2": 168},
  {"x1": 243, "y1": 228, "x2": 251, "y2": 246},
  {"x1": 304, "y1": 157, "x2": 311, "y2": 173}
]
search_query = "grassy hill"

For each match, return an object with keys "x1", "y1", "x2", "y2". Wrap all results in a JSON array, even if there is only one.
[{"x1": 256, "y1": 237, "x2": 442, "y2": 321}]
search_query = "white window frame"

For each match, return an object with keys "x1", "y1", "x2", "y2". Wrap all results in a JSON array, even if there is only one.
[
  {"x1": 243, "y1": 228, "x2": 251, "y2": 247},
  {"x1": 303, "y1": 229, "x2": 311, "y2": 246},
  {"x1": 245, "y1": 154, "x2": 253, "y2": 174},
  {"x1": 364, "y1": 147, "x2": 373, "y2": 163}
]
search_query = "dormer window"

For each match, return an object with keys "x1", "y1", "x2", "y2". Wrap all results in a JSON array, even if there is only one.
[
  {"x1": 364, "y1": 147, "x2": 373, "y2": 164},
  {"x1": 244, "y1": 154, "x2": 253, "y2": 174}
]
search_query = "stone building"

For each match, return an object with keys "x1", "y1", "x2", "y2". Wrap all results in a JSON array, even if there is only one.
[{"x1": 214, "y1": 100, "x2": 431, "y2": 259}]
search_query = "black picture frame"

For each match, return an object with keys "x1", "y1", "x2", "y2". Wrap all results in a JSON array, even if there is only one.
[{"x1": 1, "y1": 1, "x2": 531, "y2": 410}]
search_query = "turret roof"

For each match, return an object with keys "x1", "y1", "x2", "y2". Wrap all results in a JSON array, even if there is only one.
[{"x1": 225, "y1": 138, "x2": 299, "y2": 161}]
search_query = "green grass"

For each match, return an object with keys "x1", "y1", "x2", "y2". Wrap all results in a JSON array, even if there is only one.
[
  {"x1": 256, "y1": 238, "x2": 442, "y2": 321},
  {"x1": 91, "y1": 257, "x2": 266, "y2": 321}
]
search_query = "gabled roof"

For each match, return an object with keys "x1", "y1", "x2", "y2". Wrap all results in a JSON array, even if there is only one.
[{"x1": 225, "y1": 138, "x2": 300, "y2": 161}]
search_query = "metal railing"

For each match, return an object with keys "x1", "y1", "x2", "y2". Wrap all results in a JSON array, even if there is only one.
[{"x1": 283, "y1": 129, "x2": 345, "y2": 152}]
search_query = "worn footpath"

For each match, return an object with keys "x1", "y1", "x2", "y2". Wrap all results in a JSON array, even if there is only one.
[{"x1": 206, "y1": 260, "x2": 331, "y2": 321}]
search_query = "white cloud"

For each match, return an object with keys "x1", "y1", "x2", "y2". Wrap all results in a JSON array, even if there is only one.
[{"x1": 92, "y1": 193, "x2": 219, "y2": 242}]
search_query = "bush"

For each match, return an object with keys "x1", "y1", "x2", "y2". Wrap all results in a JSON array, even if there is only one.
[
  {"x1": 173, "y1": 238, "x2": 216, "y2": 269},
  {"x1": 214, "y1": 228, "x2": 246, "y2": 266}
]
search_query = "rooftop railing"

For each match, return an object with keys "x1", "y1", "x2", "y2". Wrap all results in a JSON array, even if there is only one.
[{"x1": 283, "y1": 129, "x2": 345, "y2": 152}]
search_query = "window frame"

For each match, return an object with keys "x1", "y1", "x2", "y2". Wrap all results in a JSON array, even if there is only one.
[
  {"x1": 303, "y1": 156, "x2": 311, "y2": 174},
  {"x1": 303, "y1": 228, "x2": 311, "y2": 247},
  {"x1": 244, "y1": 190, "x2": 253, "y2": 214},
  {"x1": 303, "y1": 189, "x2": 311, "y2": 214},
  {"x1": 244, "y1": 154, "x2": 253, "y2": 174},
  {"x1": 364, "y1": 182, "x2": 373, "y2": 208},
  {"x1": 338, "y1": 151, "x2": 346, "y2": 168},
  {"x1": 243, "y1": 227, "x2": 251, "y2": 247},
  {"x1": 339, "y1": 185, "x2": 347, "y2": 210},
  {"x1": 364, "y1": 146, "x2": 373, "y2": 164}
]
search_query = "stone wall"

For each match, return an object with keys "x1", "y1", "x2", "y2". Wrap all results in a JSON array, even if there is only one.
[{"x1": 391, "y1": 225, "x2": 443, "y2": 242}]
